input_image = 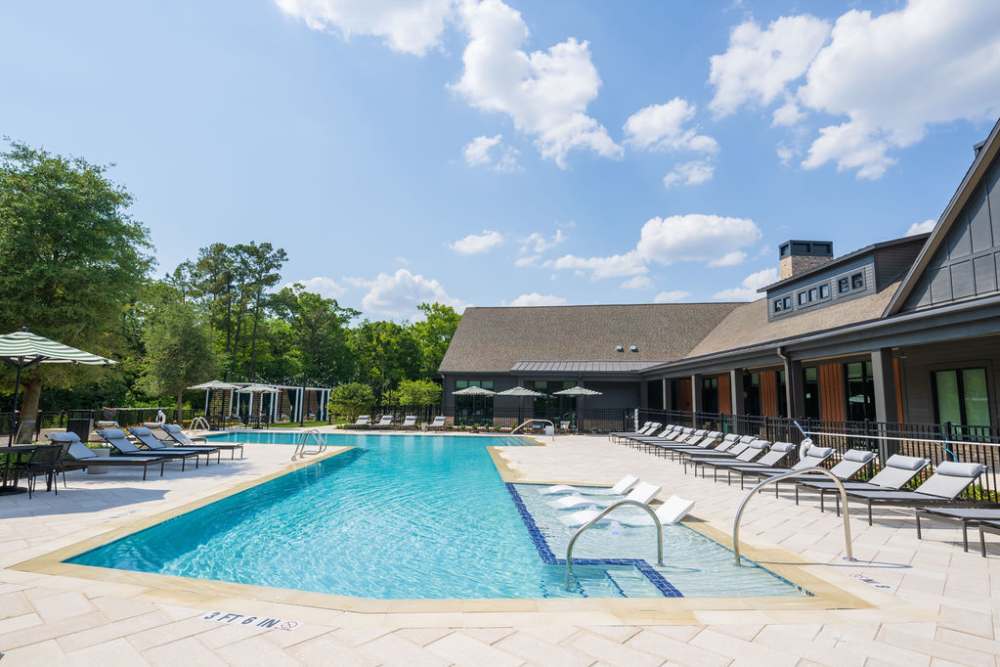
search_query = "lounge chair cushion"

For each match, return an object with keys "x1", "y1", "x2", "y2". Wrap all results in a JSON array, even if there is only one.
[
  {"x1": 843, "y1": 449, "x2": 875, "y2": 463},
  {"x1": 47, "y1": 431, "x2": 81, "y2": 444},
  {"x1": 68, "y1": 442, "x2": 97, "y2": 460},
  {"x1": 935, "y1": 461, "x2": 987, "y2": 478},
  {"x1": 771, "y1": 442, "x2": 797, "y2": 453},
  {"x1": 99, "y1": 429, "x2": 128, "y2": 440},
  {"x1": 886, "y1": 454, "x2": 929, "y2": 471},
  {"x1": 804, "y1": 445, "x2": 834, "y2": 459},
  {"x1": 130, "y1": 426, "x2": 154, "y2": 436}
]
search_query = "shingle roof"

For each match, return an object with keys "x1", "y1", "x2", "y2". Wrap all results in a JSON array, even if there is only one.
[
  {"x1": 439, "y1": 303, "x2": 743, "y2": 374},
  {"x1": 684, "y1": 281, "x2": 900, "y2": 359},
  {"x1": 511, "y1": 361, "x2": 663, "y2": 373}
]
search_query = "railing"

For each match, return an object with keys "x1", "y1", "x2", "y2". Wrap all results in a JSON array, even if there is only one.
[
  {"x1": 637, "y1": 408, "x2": 1000, "y2": 499},
  {"x1": 292, "y1": 428, "x2": 327, "y2": 460},
  {"x1": 450, "y1": 406, "x2": 632, "y2": 433},
  {"x1": 565, "y1": 499, "x2": 664, "y2": 590}
]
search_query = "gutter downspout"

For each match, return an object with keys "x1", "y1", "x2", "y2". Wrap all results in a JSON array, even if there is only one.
[{"x1": 776, "y1": 346, "x2": 793, "y2": 423}]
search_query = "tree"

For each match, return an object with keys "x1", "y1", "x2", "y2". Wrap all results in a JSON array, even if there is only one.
[
  {"x1": 348, "y1": 320, "x2": 421, "y2": 400},
  {"x1": 138, "y1": 296, "x2": 216, "y2": 421},
  {"x1": 396, "y1": 379, "x2": 442, "y2": 406},
  {"x1": 271, "y1": 285, "x2": 358, "y2": 385},
  {"x1": 0, "y1": 141, "x2": 153, "y2": 422},
  {"x1": 328, "y1": 382, "x2": 374, "y2": 422},
  {"x1": 410, "y1": 303, "x2": 461, "y2": 379}
]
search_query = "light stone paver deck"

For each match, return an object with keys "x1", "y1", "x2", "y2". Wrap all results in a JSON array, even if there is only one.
[{"x1": 1, "y1": 432, "x2": 999, "y2": 665}]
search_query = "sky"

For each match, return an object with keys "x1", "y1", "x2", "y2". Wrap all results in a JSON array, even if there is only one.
[{"x1": 2, "y1": 0, "x2": 999, "y2": 319}]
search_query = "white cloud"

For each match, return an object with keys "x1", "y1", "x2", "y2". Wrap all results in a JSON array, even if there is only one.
[
  {"x1": 273, "y1": 0, "x2": 453, "y2": 56},
  {"x1": 514, "y1": 254, "x2": 540, "y2": 267},
  {"x1": 463, "y1": 134, "x2": 521, "y2": 172},
  {"x1": 520, "y1": 228, "x2": 567, "y2": 254},
  {"x1": 662, "y1": 160, "x2": 715, "y2": 188},
  {"x1": 550, "y1": 214, "x2": 761, "y2": 281},
  {"x1": 771, "y1": 100, "x2": 805, "y2": 126},
  {"x1": 776, "y1": 144, "x2": 795, "y2": 165},
  {"x1": 451, "y1": 0, "x2": 621, "y2": 168},
  {"x1": 506, "y1": 292, "x2": 568, "y2": 307},
  {"x1": 623, "y1": 98, "x2": 718, "y2": 154},
  {"x1": 449, "y1": 229, "x2": 504, "y2": 255},
  {"x1": 549, "y1": 251, "x2": 647, "y2": 280},
  {"x1": 286, "y1": 276, "x2": 347, "y2": 299},
  {"x1": 712, "y1": 267, "x2": 778, "y2": 300},
  {"x1": 620, "y1": 275, "x2": 653, "y2": 290},
  {"x1": 796, "y1": 1, "x2": 1000, "y2": 179},
  {"x1": 907, "y1": 218, "x2": 936, "y2": 236},
  {"x1": 707, "y1": 250, "x2": 746, "y2": 268},
  {"x1": 359, "y1": 268, "x2": 463, "y2": 318},
  {"x1": 653, "y1": 290, "x2": 691, "y2": 303},
  {"x1": 709, "y1": 15, "x2": 831, "y2": 117}
]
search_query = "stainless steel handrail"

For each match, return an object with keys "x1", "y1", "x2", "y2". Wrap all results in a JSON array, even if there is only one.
[
  {"x1": 565, "y1": 499, "x2": 664, "y2": 590},
  {"x1": 292, "y1": 428, "x2": 325, "y2": 460},
  {"x1": 189, "y1": 416, "x2": 211, "y2": 431},
  {"x1": 511, "y1": 419, "x2": 556, "y2": 440},
  {"x1": 732, "y1": 466, "x2": 854, "y2": 565}
]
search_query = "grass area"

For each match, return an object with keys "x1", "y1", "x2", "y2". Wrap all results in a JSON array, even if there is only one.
[{"x1": 267, "y1": 420, "x2": 329, "y2": 429}]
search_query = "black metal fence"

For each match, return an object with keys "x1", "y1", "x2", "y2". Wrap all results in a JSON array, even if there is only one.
[{"x1": 636, "y1": 408, "x2": 1000, "y2": 499}]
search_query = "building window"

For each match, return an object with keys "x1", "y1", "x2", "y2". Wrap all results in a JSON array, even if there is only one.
[
  {"x1": 743, "y1": 372, "x2": 761, "y2": 416},
  {"x1": 803, "y1": 367, "x2": 820, "y2": 419},
  {"x1": 851, "y1": 272, "x2": 865, "y2": 290},
  {"x1": 773, "y1": 299, "x2": 784, "y2": 313},
  {"x1": 838, "y1": 277, "x2": 850, "y2": 293},
  {"x1": 798, "y1": 291, "x2": 808, "y2": 305},
  {"x1": 455, "y1": 379, "x2": 495, "y2": 390},
  {"x1": 818, "y1": 283, "x2": 830, "y2": 299},
  {"x1": 702, "y1": 376, "x2": 719, "y2": 413},
  {"x1": 454, "y1": 379, "x2": 495, "y2": 425},
  {"x1": 933, "y1": 368, "x2": 991, "y2": 432},
  {"x1": 844, "y1": 361, "x2": 875, "y2": 422}
]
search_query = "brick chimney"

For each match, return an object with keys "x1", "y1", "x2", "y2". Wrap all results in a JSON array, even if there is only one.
[{"x1": 779, "y1": 240, "x2": 834, "y2": 280}]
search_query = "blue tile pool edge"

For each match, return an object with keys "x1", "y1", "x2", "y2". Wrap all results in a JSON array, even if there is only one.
[{"x1": 504, "y1": 483, "x2": 684, "y2": 598}]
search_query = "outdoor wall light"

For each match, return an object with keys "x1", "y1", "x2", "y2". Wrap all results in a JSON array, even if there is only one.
[
  {"x1": 615, "y1": 345, "x2": 624, "y2": 352},
  {"x1": 630, "y1": 345, "x2": 639, "y2": 352}
]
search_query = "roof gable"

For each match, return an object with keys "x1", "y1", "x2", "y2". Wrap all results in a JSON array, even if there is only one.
[
  {"x1": 886, "y1": 117, "x2": 1000, "y2": 314},
  {"x1": 438, "y1": 303, "x2": 742, "y2": 374}
]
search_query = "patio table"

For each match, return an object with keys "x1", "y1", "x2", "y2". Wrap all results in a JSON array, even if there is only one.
[{"x1": 0, "y1": 445, "x2": 38, "y2": 495}]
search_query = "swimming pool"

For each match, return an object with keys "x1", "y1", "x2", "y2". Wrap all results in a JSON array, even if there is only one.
[{"x1": 69, "y1": 432, "x2": 806, "y2": 600}]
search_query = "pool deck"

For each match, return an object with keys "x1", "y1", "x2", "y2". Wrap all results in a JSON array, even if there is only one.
[{"x1": 1, "y1": 432, "x2": 999, "y2": 665}]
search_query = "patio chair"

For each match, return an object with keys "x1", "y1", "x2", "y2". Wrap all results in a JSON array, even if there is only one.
[
  {"x1": 401, "y1": 415, "x2": 418, "y2": 429},
  {"x1": 13, "y1": 418, "x2": 37, "y2": 444},
  {"x1": 723, "y1": 444, "x2": 836, "y2": 490},
  {"x1": 560, "y1": 494, "x2": 695, "y2": 528},
  {"x1": 978, "y1": 519, "x2": 1000, "y2": 558},
  {"x1": 548, "y1": 481, "x2": 661, "y2": 511},
  {"x1": 708, "y1": 442, "x2": 799, "y2": 485},
  {"x1": 426, "y1": 415, "x2": 446, "y2": 431},
  {"x1": 373, "y1": 415, "x2": 393, "y2": 428},
  {"x1": 914, "y1": 507, "x2": 1000, "y2": 554},
  {"x1": 776, "y1": 449, "x2": 876, "y2": 504},
  {"x1": 650, "y1": 431, "x2": 725, "y2": 458},
  {"x1": 540, "y1": 474, "x2": 639, "y2": 497},
  {"x1": 48, "y1": 432, "x2": 166, "y2": 481},
  {"x1": 837, "y1": 461, "x2": 987, "y2": 525},
  {"x1": 158, "y1": 424, "x2": 244, "y2": 459},
  {"x1": 798, "y1": 454, "x2": 930, "y2": 512},
  {"x1": 683, "y1": 439, "x2": 769, "y2": 477},
  {"x1": 626, "y1": 424, "x2": 680, "y2": 445},
  {"x1": 610, "y1": 421, "x2": 657, "y2": 443},
  {"x1": 96, "y1": 428, "x2": 201, "y2": 470},
  {"x1": 130, "y1": 427, "x2": 222, "y2": 463},
  {"x1": 22, "y1": 444, "x2": 64, "y2": 498},
  {"x1": 354, "y1": 415, "x2": 371, "y2": 427}
]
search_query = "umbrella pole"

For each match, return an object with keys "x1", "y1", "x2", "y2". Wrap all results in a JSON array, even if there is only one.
[{"x1": 8, "y1": 363, "x2": 21, "y2": 446}]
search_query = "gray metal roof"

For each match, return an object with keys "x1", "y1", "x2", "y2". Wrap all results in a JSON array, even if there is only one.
[{"x1": 510, "y1": 360, "x2": 664, "y2": 373}]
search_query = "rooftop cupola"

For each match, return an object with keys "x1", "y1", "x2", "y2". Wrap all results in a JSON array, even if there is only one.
[{"x1": 778, "y1": 240, "x2": 833, "y2": 280}]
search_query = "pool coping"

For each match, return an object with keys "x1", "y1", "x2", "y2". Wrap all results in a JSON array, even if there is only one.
[{"x1": 12, "y1": 438, "x2": 873, "y2": 623}]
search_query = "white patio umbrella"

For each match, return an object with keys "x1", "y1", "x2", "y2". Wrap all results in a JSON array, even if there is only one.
[
  {"x1": 0, "y1": 330, "x2": 116, "y2": 446},
  {"x1": 553, "y1": 385, "x2": 603, "y2": 433},
  {"x1": 496, "y1": 386, "x2": 548, "y2": 426},
  {"x1": 452, "y1": 385, "x2": 496, "y2": 426},
  {"x1": 188, "y1": 380, "x2": 241, "y2": 425}
]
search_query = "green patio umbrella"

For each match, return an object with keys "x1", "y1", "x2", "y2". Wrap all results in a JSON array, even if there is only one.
[
  {"x1": 496, "y1": 386, "x2": 548, "y2": 426},
  {"x1": 553, "y1": 385, "x2": 603, "y2": 433},
  {"x1": 0, "y1": 330, "x2": 116, "y2": 445}
]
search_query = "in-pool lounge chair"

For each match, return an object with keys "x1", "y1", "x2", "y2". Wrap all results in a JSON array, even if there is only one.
[
  {"x1": 798, "y1": 454, "x2": 930, "y2": 512},
  {"x1": 548, "y1": 481, "x2": 661, "y2": 511},
  {"x1": 839, "y1": 461, "x2": 987, "y2": 525},
  {"x1": 560, "y1": 494, "x2": 695, "y2": 528},
  {"x1": 426, "y1": 415, "x2": 446, "y2": 431},
  {"x1": 401, "y1": 415, "x2": 417, "y2": 429},
  {"x1": 130, "y1": 427, "x2": 222, "y2": 463},
  {"x1": 48, "y1": 432, "x2": 166, "y2": 480},
  {"x1": 540, "y1": 474, "x2": 639, "y2": 496},
  {"x1": 915, "y1": 507, "x2": 1000, "y2": 554},
  {"x1": 158, "y1": 424, "x2": 244, "y2": 459},
  {"x1": 96, "y1": 428, "x2": 203, "y2": 470}
]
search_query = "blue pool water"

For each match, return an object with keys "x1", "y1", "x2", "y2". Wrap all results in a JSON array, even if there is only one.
[{"x1": 69, "y1": 432, "x2": 806, "y2": 599}]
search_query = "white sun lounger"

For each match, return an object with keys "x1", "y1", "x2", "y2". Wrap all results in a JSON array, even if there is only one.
[
  {"x1": 548, "y1": 481, "x2": 661, "y2": 511},
  {"x1": 559, "y1": 495, "x2": 695, "y2": 528},
  {"x1": 539, "y1": 474, "x2": 639, "y2": 496}
]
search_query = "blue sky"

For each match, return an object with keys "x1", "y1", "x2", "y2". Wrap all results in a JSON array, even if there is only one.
[{"x1": 2, "y1": 0, "x2": 999, "y2": 318}]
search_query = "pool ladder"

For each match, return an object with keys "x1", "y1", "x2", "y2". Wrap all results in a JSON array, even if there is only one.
[
  {"x1": 292, "y1": 428, "x2": 327, "y2": 460},
  {"x1": 511, "y1": 419, "x2": 556, "y2": 441},
  {"x1": 564, "y1": 499, "x2": 664, "y2": 590}
]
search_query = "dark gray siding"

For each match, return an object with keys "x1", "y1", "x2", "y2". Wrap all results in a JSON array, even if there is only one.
[
  {"x1": 898, "y1": 335, "x2": 1000, "y2": 425},
  {"x1": 905, "y1": 158, "x2": 1000, "y2": 309},
  {"x1": 874, "y1": 241, "x2": 925, "y2": 289},
  {"x1": 582, "y1": 381, "x2": 641, "y2": 410}
]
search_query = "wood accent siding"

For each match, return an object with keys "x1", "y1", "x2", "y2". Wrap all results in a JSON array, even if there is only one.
[
  {"x1": 718, "y1": 373, "x2": 732, "y2": 415},
  {"x1": 818, "y1": 363, "x2": 846, "y2": 422},
  {"x1": 676, "y1": 377, "x2": 692, "y2": 412},
  {"x1": 761, "y1": 371, "x2": 780, "y2": 417}
]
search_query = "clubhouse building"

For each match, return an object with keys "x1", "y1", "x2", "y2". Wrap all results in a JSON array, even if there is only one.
[{"x1": 439, "y1": 118, "x2": 1000, "y2": 442}]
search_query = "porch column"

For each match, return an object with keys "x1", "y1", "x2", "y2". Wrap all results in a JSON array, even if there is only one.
[
  {"x1": 871, "y1": 348, "x2": 898, "y2": 424},
  {"x1": 661, "y1": 378, "x2": 670, "y2": 412},
  {"x1": 730, "y1": 369, "x2": 744, "y2": 416},
  {"x1": 691, "y1": 374, "x2": 703, "y2": 425}
]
